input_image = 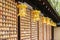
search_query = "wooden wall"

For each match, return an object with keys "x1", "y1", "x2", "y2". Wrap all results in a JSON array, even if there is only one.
[{"x1": 20, "y1": 3, "x2": 52, "y2": 40}]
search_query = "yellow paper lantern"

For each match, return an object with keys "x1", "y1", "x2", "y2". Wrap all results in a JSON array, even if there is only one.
[
  {"x1": 17, "y1": 3, "x2": 27, "y2": 9},
  {"x1": 31, "y1": 10, "x2": 41, "y2": 22},
  {"x1": 50, "y1": 20, "x2": 57, "y2": 27},
  {"x1": 33, "y1": 17, "x2": 40, "y2": 22},
  {"x1": 50, "y1": 20, "x2": 53, "y2": 26},
  {"x1": 53, "y1": 22, "x2": 57, "y2": 27},
  {"x1": 18, "y1": 8, "x2": 26, "y2": 17},
  {"x1": 54, "y1": 23, "x2": 57, "y2": 27},
  {"x1": 46, "y1": 17, "x2": 51, "y2": 25},
  {"x1": 17, "y1": 3, "x2": 27, "y2": 17},
  {"x1": 42, "y1": 17, "x2": 47, "y2": 23}
]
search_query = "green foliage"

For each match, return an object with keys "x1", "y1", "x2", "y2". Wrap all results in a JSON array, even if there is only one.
[{"x1": 48, "y1": 0, "x2": 60, "y2": 16}]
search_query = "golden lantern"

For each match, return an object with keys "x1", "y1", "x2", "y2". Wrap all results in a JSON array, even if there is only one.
[
  {"x1": 46, "y1": 17, "x2": 51, "y2": 25},
  {"x1": 17, "y1": 3, "x2": 27, "y2": 17},
  {"x1": 42, "y1": 16, "x2": 47, "y2": 23},
  {"x1": 52, "y1": 22, "x2": 57, "y2": 27},
  {"x1": 31, "y1": 10, "x2": 41, "y2": 22},
  {"x1": 50, "y1": 20, "x2": 53, "y2": 26},
  {"x1": 54, "y1": 22, "x2": 57, "y2": 27},
  {"x1": 50, "y1": 20, "x2": 57, "y2": 27}
]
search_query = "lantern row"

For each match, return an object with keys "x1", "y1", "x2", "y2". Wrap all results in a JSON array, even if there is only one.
[{"x1": 17, "y1": 3, "x2": 57, "y2": 27}]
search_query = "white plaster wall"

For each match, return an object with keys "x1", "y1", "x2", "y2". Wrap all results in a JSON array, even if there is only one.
[{"x1": 54, "y1": 27, "x2": 60, "y2": 40}]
